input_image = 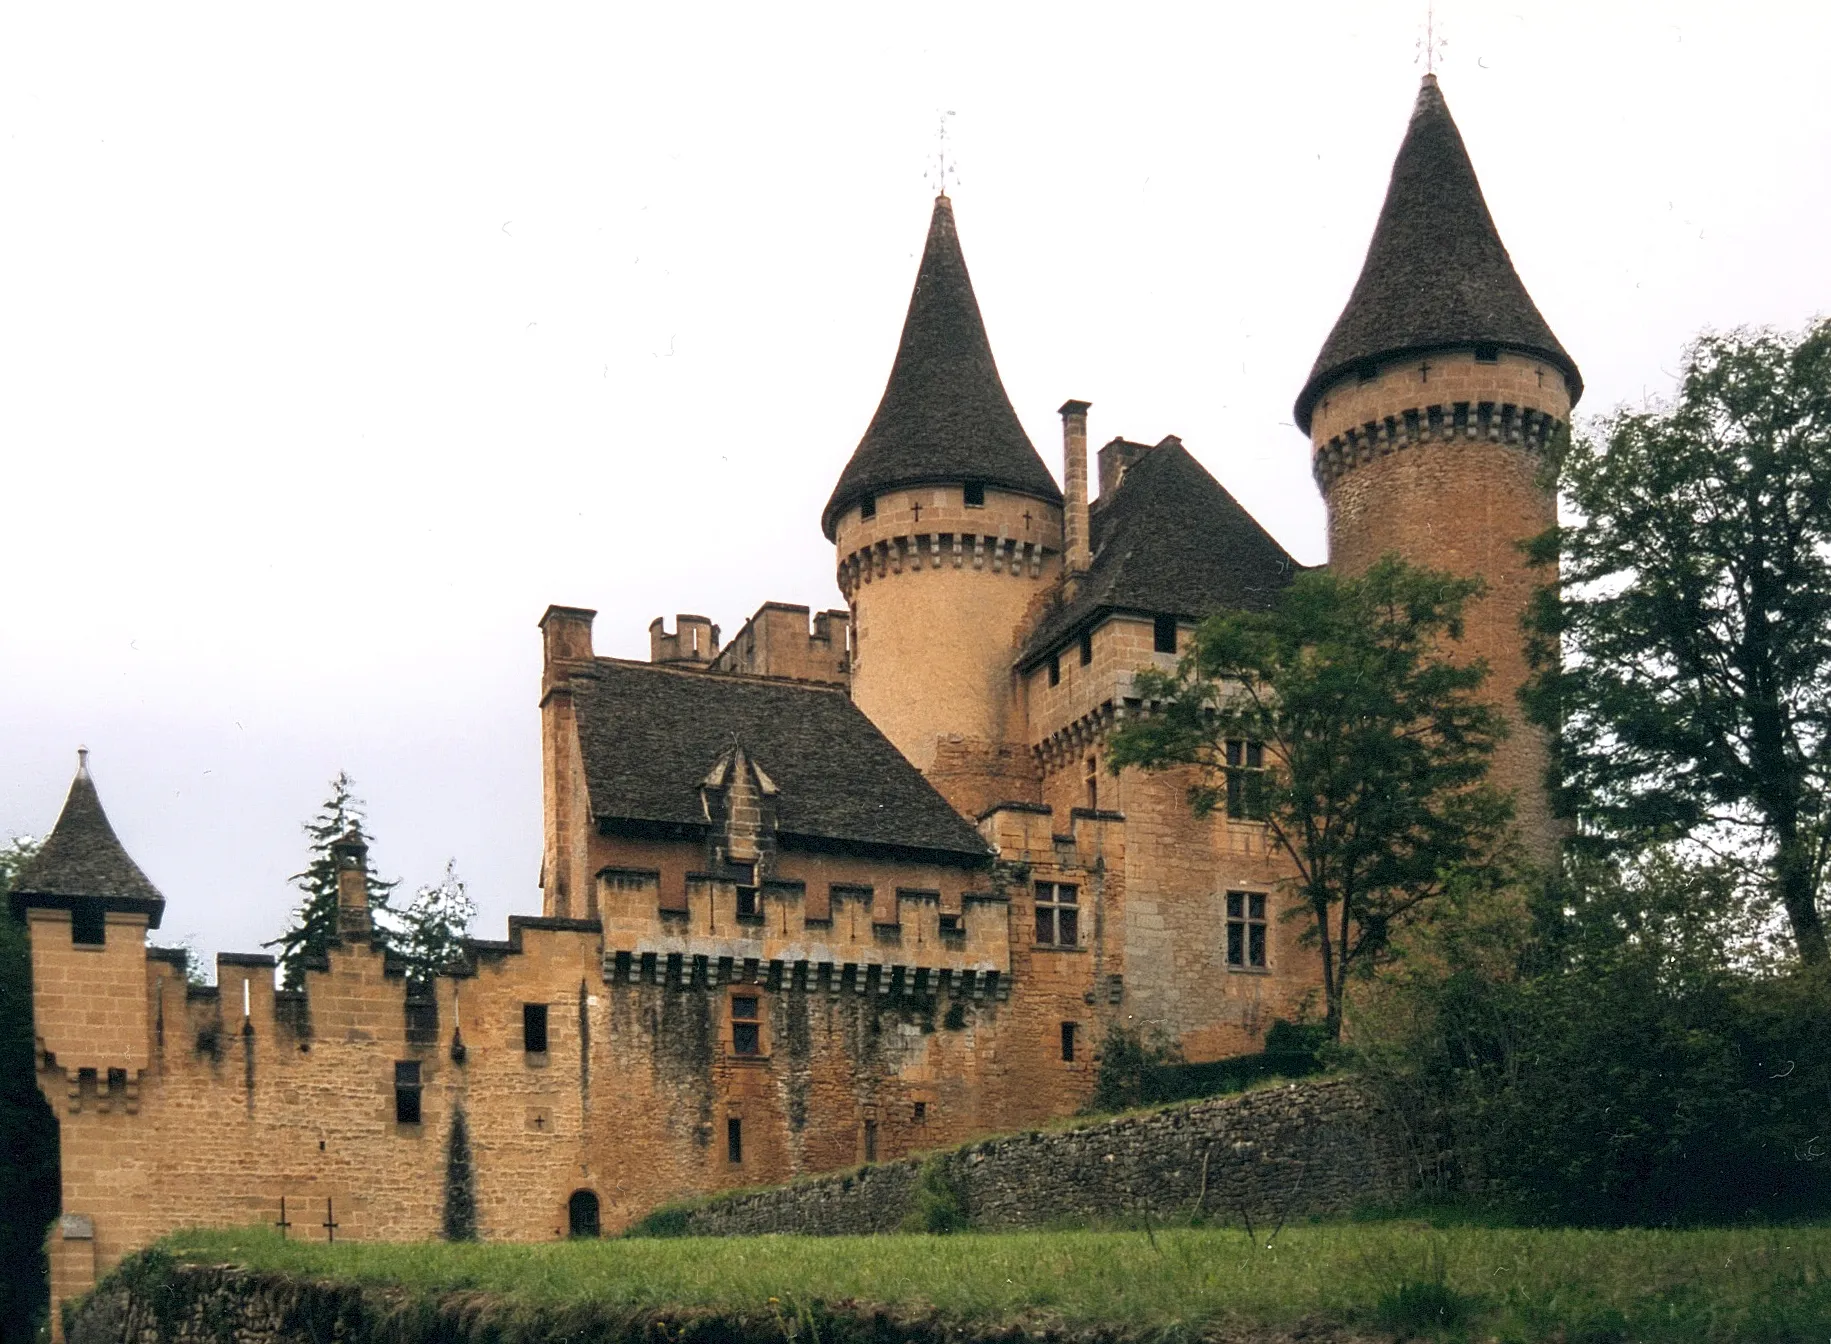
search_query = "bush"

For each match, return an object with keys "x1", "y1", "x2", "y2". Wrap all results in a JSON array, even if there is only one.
[
  {"x1": 1090, "y1": 1021, "x2": 1324, "y2": 1113},
  {"x1": 901, "y1": 1156, "x2": 969, "y2": 1234},
  {"x1": 1359, "y1": 852, "x2": 1831, "y2": 1225}
]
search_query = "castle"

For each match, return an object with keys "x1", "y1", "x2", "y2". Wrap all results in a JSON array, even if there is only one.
[{"x1": 17, "y1": 74, "x2": 1578, "y2": 1326}]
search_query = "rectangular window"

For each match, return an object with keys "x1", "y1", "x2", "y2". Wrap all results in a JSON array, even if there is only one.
[
  {"x1": 735, "y1": 885, "x2": 760, "y2": 919},
  {"x1": 1085, "y1": 755, "x2": 1099, "y2": 811},
  {"x1": 394, "y1": 1060, "x2": 422, "y2": 1124},
  {"x1": 1034, "y1": 882, "x2": 1079, "y2": 947},
  {"x1": 938, "y1": 912, "x2": 963, "y2": 937},
  {"x1": 913, "y1": 1100, "x2": 927, "y2": 1124},
  {"x1": 963, "y1": 481, "x2": 985, "y2": 507},
  {"x1": 727, "y1": 1117, "x2": 743, "y2": 1163},
  {"x1": 1153, "y1": 615, "x2": 1178, "y2": 654},
  {"x1": 731, "y1": 995, "x2": 761, "y2": 1057},
  {"x1": 1474, "y1": 343, "x2": 1499, "y2": 363},
  {"x1": 863, "y1": 1118, "x2": 878, "y2": 1162},
  {"x1": 1079, "y1": 630, "x2": 1093, "y2": 665},
  {"x1": 71, "y1": 899, "x2": 106, "y2": 947},
  {"x1": 1060, "y1": 1021, "x2": 1077, "y2": 1062},
  {"x1": 1048, "y1": 654, "x2": 1060, "y2": 686},
  {"x1": 1225, "y1": 739, "x2": 1267, "y2": 820},
  {"x1": 523, "y1": 1003, "x2": 549, "y2": 1054},
  {"x1": 860, "y1": 496, "x2": 876, "y2": 520},
  {"x1": 1226, "y1": 891, "x2": 1269, "y2": 969}
]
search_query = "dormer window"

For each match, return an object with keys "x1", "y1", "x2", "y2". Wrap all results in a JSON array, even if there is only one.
[{"x1": 963, "y1": 481, "x2": 985, "y2": 507}]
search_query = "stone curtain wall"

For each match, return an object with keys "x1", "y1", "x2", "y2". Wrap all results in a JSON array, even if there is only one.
[{"x1": 676, "y1": 1078, "x2": 1409, "y2": 1235}]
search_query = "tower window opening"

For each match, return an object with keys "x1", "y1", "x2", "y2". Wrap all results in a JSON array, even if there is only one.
[
  {"x1": 1048, "y1": 654, "x2": 1060, "y2": 687},
  {"x1": 1356, "y1": 361, "x2": 1380, "y2": 384},
  {"x1": 735, "y1": 884, "x2": 761, "y2": 920},
  {"x1": 1035, "y1": 882, "x2": 1079, "y2": 947},
  {"x1": 1079, "y1": 631, "x2": 1093, "y2": 665},
  {"x1": 727, "y1": 1116, "x2": 743, "y2": 1163},
  {"x1": 913, "y1": 1100, "x2": 928, "y2": 1124},
  {"x1": 1061, "y1": 1021, "x2": 1078, "y2": 1062},
  {"x1": 523, "y1": 1003, "x2": 550, "y2": 1055},
  {"x1": 1474, "y1": 343, "x2": 1500, "y2": 363},
  {"x1": 1085, "y1": 755, "x2": 1099, "y2": 811},
  {"x1": 1225, "y1": 739, "x2": 1267, "y2": 820},
  {"x1": 863, "y1": 1118, "x2": 879, "y2": 1162},
  {"x1": 860, "y1": 496, "x2": 876, "y2": 520},
  {"x1": 963, "y1": 481, "x2": 986, "y2": 507},
  {"x1": 71, "y1": 899, "x2": 106, "y2": 947},
  {"x1": 1153, "y1": 615, "x2": 1178, "y2": 654},
  {"x1": 394, "y1": 1060, "x2": 422, "y2": 1125},
  {"x1": 1226, "y1": 891, "x2": 1269, "y2": 969},
  {"x1": 731, "y1": 995, "x2": 761, "y2": 1057}
]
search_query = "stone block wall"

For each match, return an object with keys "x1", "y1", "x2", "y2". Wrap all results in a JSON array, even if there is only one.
[{"x1": 668, "y1": 1077, "x2": 1409, "y2": 1236}]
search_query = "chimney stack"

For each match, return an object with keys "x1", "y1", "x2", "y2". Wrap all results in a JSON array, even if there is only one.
[
  {"x1": 332, "y1": 830, "x2": 373, "y2": 938},
  {"x1": 1059, "y1": 400, "x2": 1092, "y2": 590}
]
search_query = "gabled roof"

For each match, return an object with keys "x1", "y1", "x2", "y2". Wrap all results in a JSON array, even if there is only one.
[
  {"x1": 822, "y1": 195, "x2": 1062, "y2": 539},
  {"x1": 1294, "y1": 75, "x2": 1581, "y2": 433},
  {"x1": 570, "y1": 659, "x2": 992, "y2": 865},
  {"x1": 10, "y1": 756, "x2": 166, "y2": 923},
  {"x1": 1019, "y1": 439, "x2": 1303, "y2": 669}
]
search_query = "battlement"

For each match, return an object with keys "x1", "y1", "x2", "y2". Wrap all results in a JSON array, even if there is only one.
[
  {"x1": 648, "y1": 614, "x2": 720, "y2": 665},
  {"x1": 708, "y1": 602, "x2": 849, "y2": 684}
]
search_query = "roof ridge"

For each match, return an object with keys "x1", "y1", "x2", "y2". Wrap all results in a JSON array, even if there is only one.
[{"x1": 591, "y1": 655, "x2": 850, "y2": 696}]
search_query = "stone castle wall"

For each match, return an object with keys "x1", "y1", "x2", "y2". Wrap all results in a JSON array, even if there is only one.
[{"x1": 667, "y1": 1077, "x2": 1408, "y2": 1236}]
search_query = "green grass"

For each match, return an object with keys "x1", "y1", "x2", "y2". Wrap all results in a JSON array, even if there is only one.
[{"x1": 159, "y1": 1221, "x2": 1831, "y2": 1341}]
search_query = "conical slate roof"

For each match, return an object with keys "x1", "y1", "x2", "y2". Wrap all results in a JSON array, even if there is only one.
[
  {"x1": 822, "y1": 195, "x2": 1061, "y2": 539},
  {"x1": 1294, "y1": 75, "x2": 1581, "y2": 433},
  {"x1": 11, "y1": 755, "x2": 165, "y2": 915}
]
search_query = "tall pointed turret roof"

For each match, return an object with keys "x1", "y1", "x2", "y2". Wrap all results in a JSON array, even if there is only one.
[
  {"x1": 823, "y1": 195, "x2": 1061, "y2": 539},
  {"x1": 1294, "y1": 75, "x2": 1581, "y2": 433},
  {"x1": 9, "y1": 752, "x2": 165, "y2": 922}
]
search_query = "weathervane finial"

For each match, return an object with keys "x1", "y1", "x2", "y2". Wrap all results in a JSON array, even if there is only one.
[
  {"x1": 1416, "y1": 2, "x2": 1447, "y2": 75},
  {"x1": 929, "y1": 109, "x2": 958, "y2": 197}
]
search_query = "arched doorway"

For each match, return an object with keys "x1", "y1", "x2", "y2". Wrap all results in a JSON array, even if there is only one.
[{"x1": 567, "y1": 1189, "x2": 600, "y2": 1239}]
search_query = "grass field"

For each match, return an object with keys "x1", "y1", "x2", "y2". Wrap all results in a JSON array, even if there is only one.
[{"x1": 160, "y1": 1220, "x2": 1831, "y2": 1342}]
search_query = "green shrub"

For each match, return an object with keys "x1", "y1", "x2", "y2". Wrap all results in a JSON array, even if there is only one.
[
  {"x1": 622, "y1": 1204, "x2": 694, "y2": 1238},
  {"x1": 901, "y1": 1157, "x2": 969, "y2": 1234}
]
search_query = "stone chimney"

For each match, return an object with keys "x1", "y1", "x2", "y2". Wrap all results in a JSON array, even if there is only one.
[
  {"x1": 649, "y1": 614, "x2": 720, "y2": 665},
  {"x1": 1059, "y1": 401, "x2": 1092, "y2": 589},
  {"x1": 1097, "y1": 436, "x2": 1151, "y2": 498},
  {"x1": 331, "y1": 829, "x2": 372, "y2": 938}
]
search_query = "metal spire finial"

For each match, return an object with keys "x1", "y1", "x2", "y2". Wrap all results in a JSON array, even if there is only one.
[
  {"x1": 1416, "y1": 2, "x2": 1447, "y2": 74},
  {"x1": 928, "y1": 109, "x2": 958, "y2": 197}
]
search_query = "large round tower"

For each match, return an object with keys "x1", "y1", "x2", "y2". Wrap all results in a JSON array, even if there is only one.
[
  {"x1": 1295, "y1": 75, "x2": 1582, "y2": 867},
  {"x1": 824, "y1": 195, "x2": 1064, "y2": 780}
]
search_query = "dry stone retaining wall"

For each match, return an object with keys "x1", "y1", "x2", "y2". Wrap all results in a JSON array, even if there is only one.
[{"x1": 675, "y1": 1077, "x2": 1410, "y2": 1235}]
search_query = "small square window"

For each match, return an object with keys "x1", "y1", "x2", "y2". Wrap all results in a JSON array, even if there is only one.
[
  {"x1": 1153, "y1": 615, "x2": 1178, "y2": 654},
  {"x1": 735, "y1": 886, "x2": 760, "y2": 919},
  {"x1": 71, "y1": 900, "x2": 106, "y2": 947},
  {"x1": 913, "y1": 1100, "x2": 928, "y2": 1124},
  {"x1": 1357, "y1": 361, "x2": 1380, "y2": 384},
  {"x1": 938, "y1": 912, "x2": 963, "y2": 936},
  {"x1": 963, "y1": 481, "x2": 986, "y2": 507},
  {"x1": 860, "y1": 496, "x2": 876, "y2": 520},
  {"x1": 1060, "y1": 1021, "x2": 1078, "y2": 1062},
  {"x1": 523, "y1": 1003, "x2": 549, "y2": 1054},
  {"x1": 394, "y1": 1060, "x2": 422, "y2": 1125},
  {"x1": 727, "y1": 1116, "x2": 743, "y2": 1163},
  {"x1": 1048, "y1": 655, "x2": 1060, "y2": 687},
  {"x1": 1474, "y1": 343, "x2": 1500, "y2": 363},
  {"x1": 1079, "y1": 631, "x2": 1093, "y2": 666}
]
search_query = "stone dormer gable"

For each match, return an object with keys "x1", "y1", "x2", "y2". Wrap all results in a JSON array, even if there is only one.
[
  {"x1": 1293, "y1": 74, "x2": 1582, "y2": 434},
  {"x1": 822, "y1": 194, "x2": 1062, "y2": 539},
  {"x1": 1018, "y1": 438, "x2": 1305, "y2": 671},
  {"x1": 9, "y1": 753, "x2": 165, "y2": 926},
  {"x1": 699, "y1": 742, "x2": 781, "y2": 877}
]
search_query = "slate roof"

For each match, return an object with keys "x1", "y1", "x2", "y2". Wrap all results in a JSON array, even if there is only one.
[
  {"x1": 822, "y1": 195, "x2": 1062, "y2": 539},
  {"x1": 1294, "y1": 75, "x2": 1581, "y2": 434},
  {"x1": 571, "y1": 659, "x2": 992, "y2": 864},
  {"x1": 10, "y1": 758, "x2": 166, "y2": 921},
  {"x1": 1019, "y1": 438, "x2": 1304, "y2": 669}
]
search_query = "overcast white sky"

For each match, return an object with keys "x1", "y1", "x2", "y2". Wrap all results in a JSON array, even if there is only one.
[{"x1": 4, "y1": 2, "x2": 1828, "y2": 966}]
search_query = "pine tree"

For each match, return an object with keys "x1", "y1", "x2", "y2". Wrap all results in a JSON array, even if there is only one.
[
  {"x1": 394, "y1": 859, "x2": 475, "y2": 984},
  {"x1": 266, "y1": 773, "x2": 398, "y2": 989},
  {"x1": 0, "y1": 836, "x2": 58, "y2": 1343}
]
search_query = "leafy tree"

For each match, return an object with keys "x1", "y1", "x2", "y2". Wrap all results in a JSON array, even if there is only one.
[
  {"x1": 0, "y1": 836, "x2": 59, "y2": 1344},
  {"x1": 392, "y1": 859, "x2": 475, "y2": 984},
  {"x1": 1106, "y1": 555, "x2": 1515, "y2": 1040},
  {"x1": 266, "y1": 773, "x2": 398, "y2": 989},
  {"x1": 1526, "y1": 320, "x2": 1831, "y2": 963}
]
